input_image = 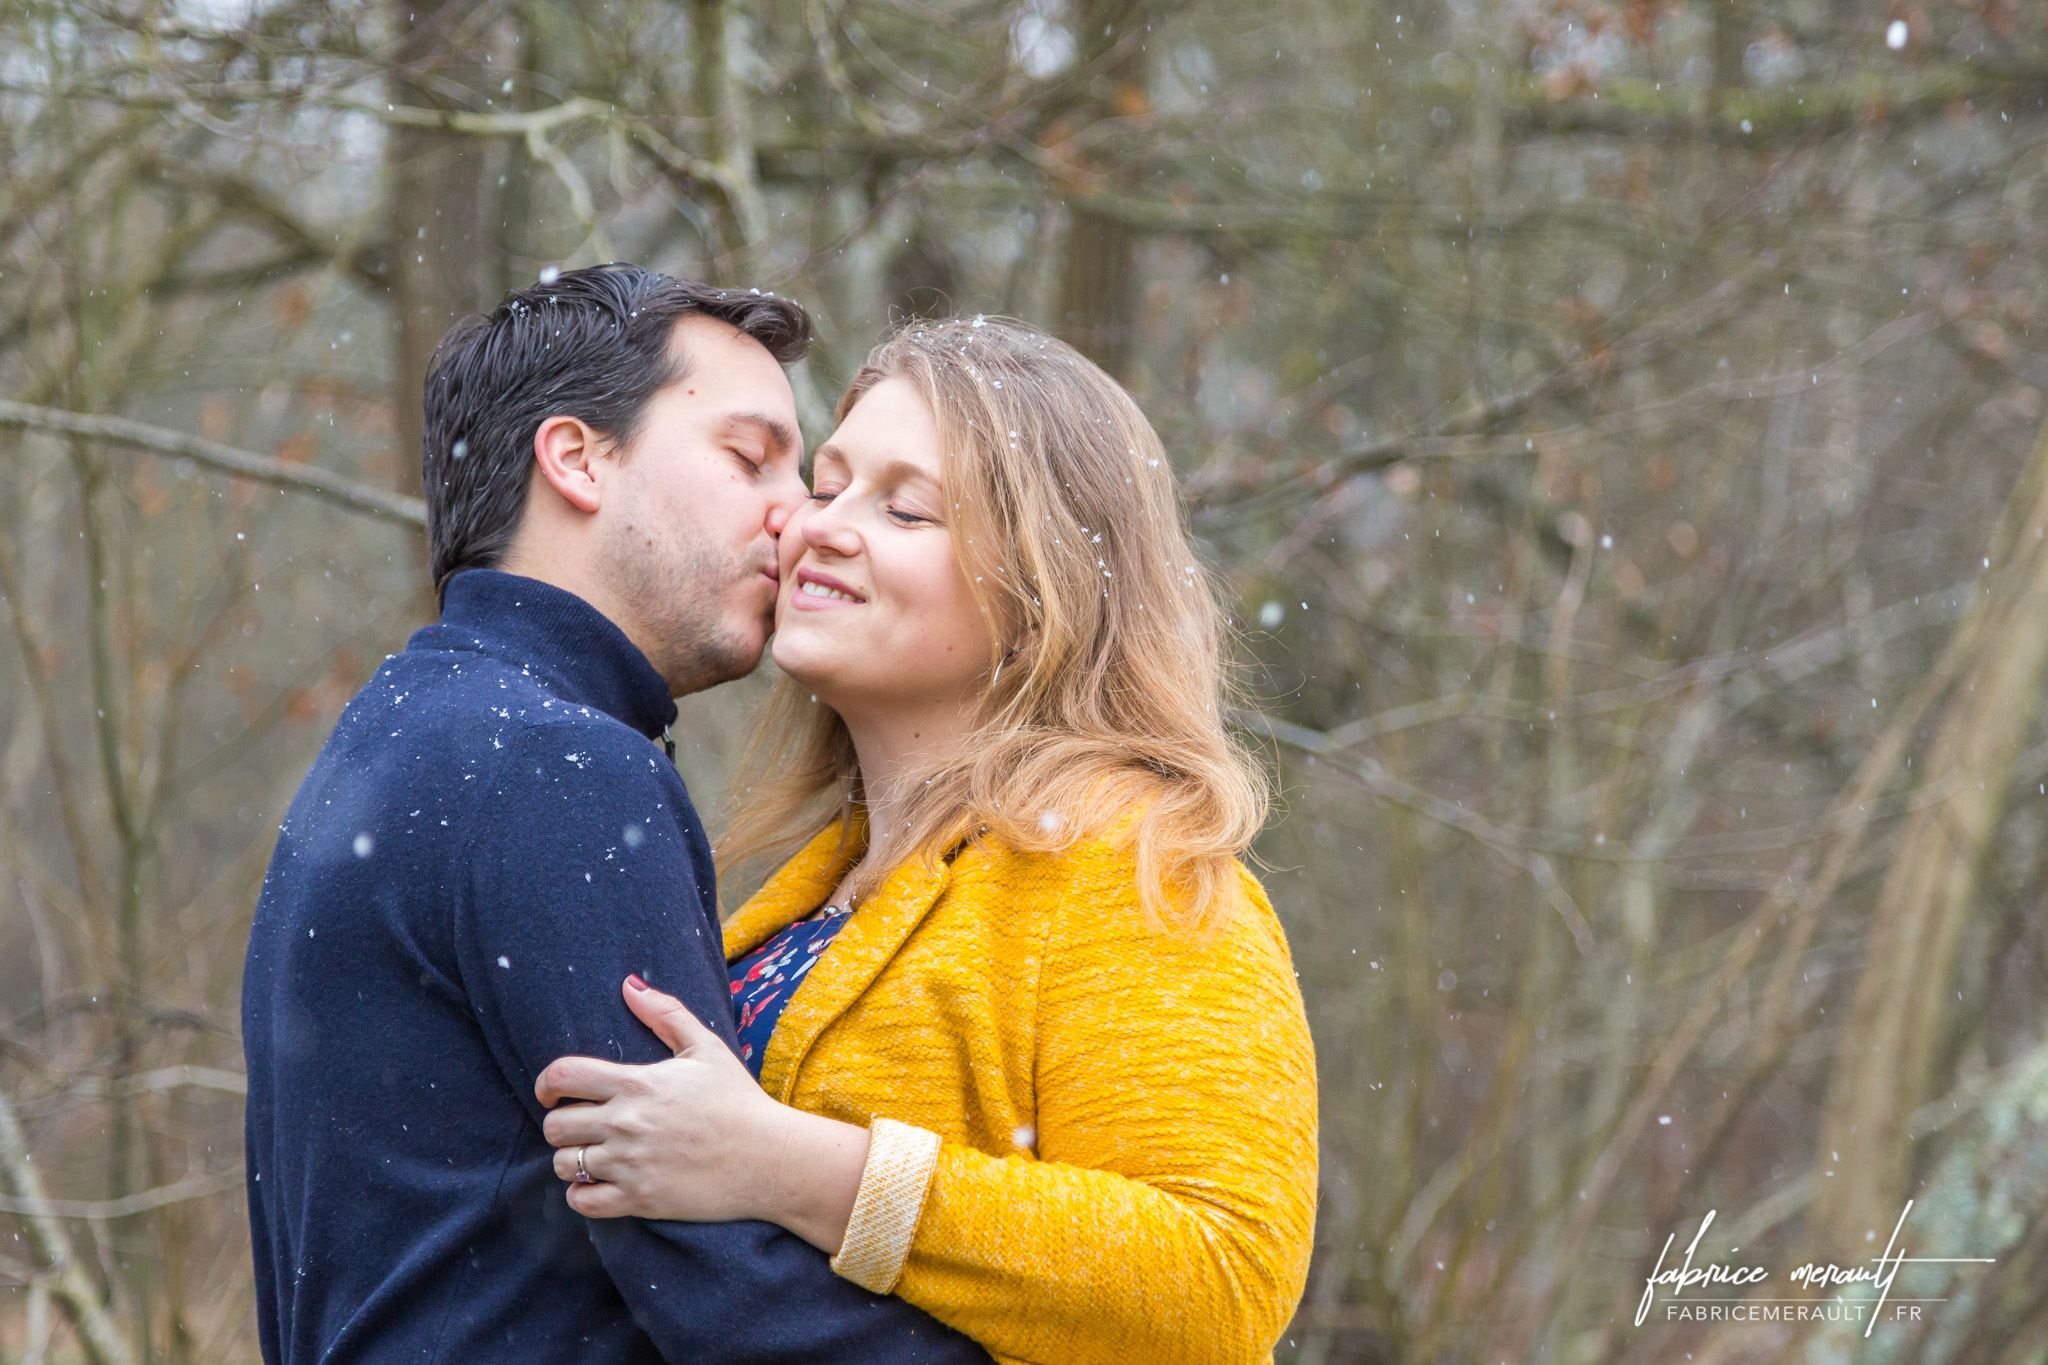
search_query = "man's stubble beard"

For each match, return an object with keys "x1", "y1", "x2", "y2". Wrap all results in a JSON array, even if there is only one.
[{"x1": 604, "y1": 514, "x2": 770, "y2": 697}]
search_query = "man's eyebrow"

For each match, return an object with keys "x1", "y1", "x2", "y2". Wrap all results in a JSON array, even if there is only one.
[{"x1": 724, "y1": 411, "x2": 799, "y2": 457}]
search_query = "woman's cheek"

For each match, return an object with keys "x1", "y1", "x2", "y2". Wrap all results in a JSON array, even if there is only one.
[{"x1": 777, "y1": 515, "x2": 808, "y2": 576}]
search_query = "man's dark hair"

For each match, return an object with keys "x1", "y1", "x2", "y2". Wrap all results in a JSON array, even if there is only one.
[{"x1": 421, "y1": 263, "x2": 812, "y2": 603}]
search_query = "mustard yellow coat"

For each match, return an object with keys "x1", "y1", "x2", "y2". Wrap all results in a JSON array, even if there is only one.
[{"x1": 722, "y1": 820, "x2": 1320, "y2": 1365}]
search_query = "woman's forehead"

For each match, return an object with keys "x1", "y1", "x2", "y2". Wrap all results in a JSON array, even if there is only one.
[{"x1": 822, "y1": 381, "x2": 943, "y2": 482}]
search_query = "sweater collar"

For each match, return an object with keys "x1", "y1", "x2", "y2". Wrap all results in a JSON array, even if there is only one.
[{"x1": 428, "y1": 569, "x2": 678, "y2": 740}]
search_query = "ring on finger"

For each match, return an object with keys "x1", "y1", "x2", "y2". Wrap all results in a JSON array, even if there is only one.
[{"x1": 574, "y1": 1145, "x2": 596, "y2": 1185}]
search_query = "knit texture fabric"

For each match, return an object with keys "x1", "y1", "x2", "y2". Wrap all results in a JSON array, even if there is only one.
[
  {"x1": 244, "y1": 572, "x2": 985, "y2": 1365},
  {"x1": 832, "y1": 1117, "x2": 944, "y2": 1292},
  {"x1": 724, "y1": 820, "x2": 1320, "y2": 1365}
]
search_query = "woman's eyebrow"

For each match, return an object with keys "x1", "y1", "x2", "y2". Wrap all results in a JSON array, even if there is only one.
[
  {"x1": 876, "y1": 458, "x2": 940, "y2": 491},
  {"x1": 812, "y1": 446, "x2": 939, "y2": 491}
]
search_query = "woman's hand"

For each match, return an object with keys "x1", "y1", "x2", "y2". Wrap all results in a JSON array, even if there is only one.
[{"x1": 535, "y1": 976, "x2": 870, "y2": 1253}]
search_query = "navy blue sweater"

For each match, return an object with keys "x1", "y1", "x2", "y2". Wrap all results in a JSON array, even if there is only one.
[{"x1": 243, "y1": 570, "x2": 984, "y2": 1365}]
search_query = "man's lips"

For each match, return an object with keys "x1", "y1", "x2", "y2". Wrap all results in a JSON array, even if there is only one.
[{"x1": 789, "y1": 566, "x2": 866, "y2": 608}]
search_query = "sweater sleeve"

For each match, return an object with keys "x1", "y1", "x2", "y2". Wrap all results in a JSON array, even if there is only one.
[
  {"x1": 881, "y1": 866, "x2": 1320, "y2": 1365},
  {"x1": 459, "y1": 722, "x2": 989, "y2": 1365}
]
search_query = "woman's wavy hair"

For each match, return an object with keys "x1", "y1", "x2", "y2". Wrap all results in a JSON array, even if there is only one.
[{"x1": 715, "y1": 318, "x2": 1268, "y2": 927}]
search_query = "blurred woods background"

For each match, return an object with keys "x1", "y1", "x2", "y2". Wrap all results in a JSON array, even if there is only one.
[{"x1": 4, "y1": 0, "x2": 2048, "y2": 1361}]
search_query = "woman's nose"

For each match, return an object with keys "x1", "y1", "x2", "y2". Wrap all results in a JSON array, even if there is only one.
[{"x1": 799, "y1": 500, "x2": 862, "y2": 557}]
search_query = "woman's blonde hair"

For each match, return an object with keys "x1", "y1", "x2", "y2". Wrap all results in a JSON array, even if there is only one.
[{"x1": 716, "y1": 318, "x2": 1268, "y2": 926}]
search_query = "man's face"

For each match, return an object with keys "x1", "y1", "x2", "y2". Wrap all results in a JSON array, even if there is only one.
[{"x1": 598, "y1": 314, "x2": 806, "y2": 696}]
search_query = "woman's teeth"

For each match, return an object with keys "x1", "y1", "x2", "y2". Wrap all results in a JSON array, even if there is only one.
[{"x1": 799, "y1": 580, "x2": 857, "y2": 602}]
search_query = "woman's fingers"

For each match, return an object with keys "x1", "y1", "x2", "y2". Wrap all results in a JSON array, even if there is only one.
[
  {"x1": 551, "y1": 1142, "x2": 591, "y2": 1185},
  {"x1": 535, "y1": 1054, "x2": 634, "y2": 1109},
  {"x1": 623, "y1": 974, "x2": 724, "y2": 1058},
  {"x1": 528, "y1": 986, "x2": 789, "y2": 1225},
  {"x1": 566, "y1": 1179, "x2": 631, "y2": 1219},
  {"x1": 541, "y1": 1102, "x2": 613, "y2": 1150}
]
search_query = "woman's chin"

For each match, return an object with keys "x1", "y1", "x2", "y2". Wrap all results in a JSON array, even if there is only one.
[{"x1": 769, "y1": 637, "x2": 838, "y2": 694}]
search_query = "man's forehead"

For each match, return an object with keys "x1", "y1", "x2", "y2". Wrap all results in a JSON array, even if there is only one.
[
  {"x1": 660, "y1": 316, "x2": 799, "y2": 438},
  {"x1": 668, "y1": 310, "x2": 776, "y2": 361}
]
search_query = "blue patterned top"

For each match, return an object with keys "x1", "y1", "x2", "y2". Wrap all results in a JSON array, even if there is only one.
[{"x1": 727, "y1": 904, "x2": 854, "y2": 1077}]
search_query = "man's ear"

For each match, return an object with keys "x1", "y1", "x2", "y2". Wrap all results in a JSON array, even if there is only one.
[{"x1": 532, "y1": 415, "x2": 609, "y2": 515}]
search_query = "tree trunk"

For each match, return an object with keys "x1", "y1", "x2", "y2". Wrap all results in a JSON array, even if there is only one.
[
  {"x1": 1059, "y1": 211, "x2": 1137, "y2": 376},
  {"x1": 1711, "y1": 0, "x2": 1749, "y2": 94},
  {"x1": 387, "y1": 0, "x2": 498, "y2": 535},
  {"x1": 1811, "y1": 411, "x2": 2048, "y2": 1258},
  {"x1": 689, "y1": 0, "x2": 763, "y2": 283},
  {"x1": 1055, "y1": 0, "x2": 1145, "y2": 377}
]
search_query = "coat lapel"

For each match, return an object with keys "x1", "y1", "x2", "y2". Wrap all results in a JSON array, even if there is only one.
[
  {"x1": 756, "y1": 847, "x2": 955, "y2": 1103},
  {"x1": 721, "y1": 819, "x2": 860, "y2": 960}
]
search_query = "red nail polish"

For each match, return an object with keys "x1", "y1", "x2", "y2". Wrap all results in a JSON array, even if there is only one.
[{"x1": 626, "y1": 973, "x2": 649, "y2": 991}]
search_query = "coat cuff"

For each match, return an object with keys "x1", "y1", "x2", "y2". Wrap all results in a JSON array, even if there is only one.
[{"x1": 829, "y1": 1117, "x2": 942, "y2": 1294}]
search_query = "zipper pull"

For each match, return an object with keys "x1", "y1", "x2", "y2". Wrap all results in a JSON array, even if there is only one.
[{"x1": 662, "y1": 726, "x2": 676, "y2": 761}]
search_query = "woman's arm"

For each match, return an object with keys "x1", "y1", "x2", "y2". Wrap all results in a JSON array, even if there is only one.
[
  {"x1": 876, "y1": 879, "x2": 1320, "y2": 1365},
  {"x1": 536, "y1": 975, "x2": 869, "y2": 1254}
]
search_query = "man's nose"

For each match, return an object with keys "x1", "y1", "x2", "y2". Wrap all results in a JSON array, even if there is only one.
[{"x1": 764, "y1": 464, "x2": 806, "y2": 538}]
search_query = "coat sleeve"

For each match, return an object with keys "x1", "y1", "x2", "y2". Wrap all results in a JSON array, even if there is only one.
[
  {"x1": 458, "y1": 721, "x2": 988, "y2": 1365},
  {"x1": 880, "y1": 865, "x2": 1319, "y2": 1365}
]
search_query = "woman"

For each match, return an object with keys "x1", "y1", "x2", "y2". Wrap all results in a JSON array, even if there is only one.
[{"x1": 536, "y1": 318, "x2": 1319, "y2": 1364}]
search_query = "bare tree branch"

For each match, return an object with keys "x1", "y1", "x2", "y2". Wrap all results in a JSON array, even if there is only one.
[
  {"x1": 0, "y1": 402, "x2": 425, "y2": 527},
  {"x1": 0, "y1": 1170, "x2": 241, "y2": 1220},
  {"x1": 0, "y1": 1083, "x2": 137, "y2": 1365}
]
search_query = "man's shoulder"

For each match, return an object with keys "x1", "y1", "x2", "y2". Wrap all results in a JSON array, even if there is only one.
[
  {"x1": 339, "y1": 641, "x2": 662, "y2": 754},
  {"x1": 297, "y1": 642, "x2": 680, "y2": 848},
  {"x1": 484, "y1": 710, "x2": 678, "y2": 795},
  {"x1": 403, "y1": 660, "x2": 683, "y2": 814}
]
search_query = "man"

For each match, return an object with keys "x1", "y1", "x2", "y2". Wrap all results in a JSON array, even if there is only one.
[{"x1": 242, "y1": 264, "x2": 986, "y2": 1363}]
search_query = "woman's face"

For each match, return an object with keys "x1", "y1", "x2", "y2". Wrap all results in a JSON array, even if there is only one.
[{"x1": 771, "y1": 377, "x2": 992, "y2": 722}]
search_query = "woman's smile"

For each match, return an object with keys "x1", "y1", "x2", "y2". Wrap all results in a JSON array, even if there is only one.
[{"x1": 790, "y1": 566, "x2": 867, "y2": 608}]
